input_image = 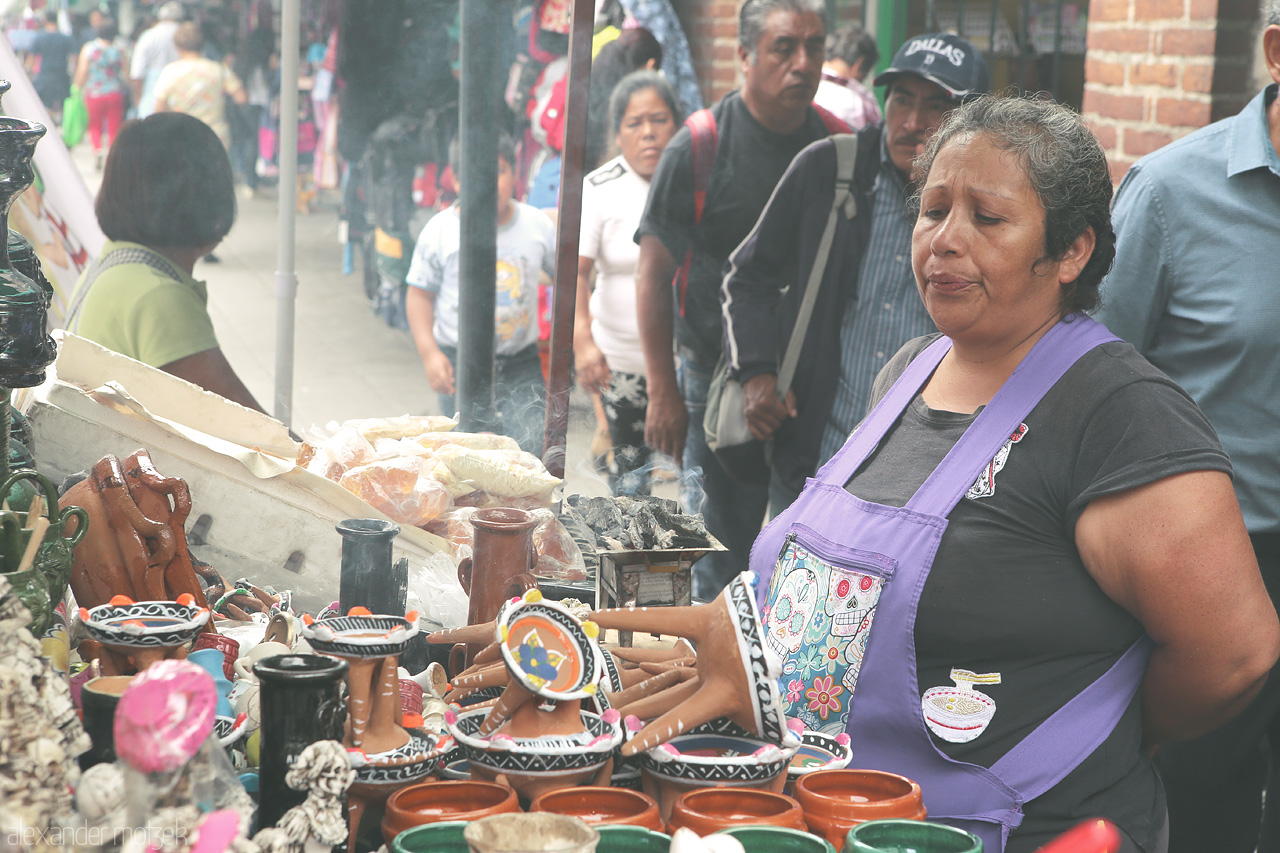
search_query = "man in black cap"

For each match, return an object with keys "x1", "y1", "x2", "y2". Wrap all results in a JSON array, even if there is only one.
[{"x1": 721, "y1": 32, "x2": 988, "y2": 515}]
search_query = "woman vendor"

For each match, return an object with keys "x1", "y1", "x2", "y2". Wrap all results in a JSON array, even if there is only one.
[
  {"x1": 65, "y1": 113, "x2": 266, "y2": 414},
  {"x1": 753, "y1": 95, "x2": 1280, "y2": 852}
]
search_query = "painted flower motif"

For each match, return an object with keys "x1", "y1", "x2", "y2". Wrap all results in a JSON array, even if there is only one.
[
  {"x1": 804, "y1": 610, "x2": 830, "y2": 643},
  {"x1": 796, "y1": 645, "x2": 827, "y2": 680},
  {"x1": 821, "y1": 638, "x2": 844, "y2": 673},
  {"x1": 805, "y1": 675, "x2": 844, "y2": 721},
  {"x1": 785, "y1": 678, "x2": 805, "y2": 704}
]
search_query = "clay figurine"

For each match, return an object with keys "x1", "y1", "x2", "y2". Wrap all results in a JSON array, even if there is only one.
[
  {"x1": 588, "y1": 571, "x2": 789, "y2": 756},
  {"x1": 250, "y1": 740, "x2": 354, "y2": 853}
]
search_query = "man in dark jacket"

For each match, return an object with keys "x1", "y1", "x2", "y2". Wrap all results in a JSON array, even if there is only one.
[
  {"x1": 634, "y1": 0, "x2": 842, "y2": 599},
  {"x1": 721, "y1": 32, "x2": 987, "y2": 515}
]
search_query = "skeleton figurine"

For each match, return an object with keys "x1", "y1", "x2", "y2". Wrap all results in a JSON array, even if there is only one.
[{"x1": 251, "y1": 740, "x2": 355, "y2": 853}]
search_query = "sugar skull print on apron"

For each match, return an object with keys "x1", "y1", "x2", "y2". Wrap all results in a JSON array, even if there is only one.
[{"x1": 751, "y1": 316, "x2": 1153, "y2": 853}]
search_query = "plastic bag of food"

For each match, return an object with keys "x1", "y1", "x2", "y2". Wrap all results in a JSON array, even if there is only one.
[
  {"x1": 434, "y1": 445, "x2": 561, "y2": 501},
  {"x1": 530, "y1": 508, "x2": 587, "y2": 582},
  {"x1": 342, "y1": 413, "x2": 459, "y2": 442},
  {"x1": 424, "y1": 507, "x2": 478, "y2": 562},
  {"x1": 415, "y1": 431, "x2": 521, "y2": 453},
  {"x1": 339, "y1": 456, "x2": 452, "y2": 526},
  {"x1": 298, "y1": 424, "x2": 378, "y2": 481},
  {"x1": 372, "y1": 439, "x2": 477, "y2": 499}
]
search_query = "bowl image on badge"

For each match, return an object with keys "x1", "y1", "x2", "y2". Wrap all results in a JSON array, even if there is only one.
[{"x1": 921, "y1": 669, "x2": 1000, "y2": 744}]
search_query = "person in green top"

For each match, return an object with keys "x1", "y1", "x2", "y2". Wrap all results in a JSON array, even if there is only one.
[{"x1": 68, "y1": 112, "x2": 265, "y2": 414}]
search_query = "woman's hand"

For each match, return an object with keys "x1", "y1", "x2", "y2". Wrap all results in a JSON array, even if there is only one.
[
  {"x1": 424, "y1": 349, "x2": 455, "y2": 395},
  {"x1": 1076, "y1": 470, "x2": 1280, "y2": 747},
  {"x1": 574, "y1": 339, "x2": 610, "y2": 394}
]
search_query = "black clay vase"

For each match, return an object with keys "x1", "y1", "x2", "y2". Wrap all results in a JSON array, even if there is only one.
[
  {"x1": 254, "y1": 653, "x2": 349, "y2": 831},
  {"x1": 337, "y1": 518, "x2": 408, "y2": 616}
]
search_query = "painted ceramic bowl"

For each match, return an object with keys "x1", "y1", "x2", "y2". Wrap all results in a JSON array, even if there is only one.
[
  {"x1": 499, "y1": 591, "x2": 604, "y2": 702},
  {"x1": 787, "y1": 730, "x2": 853, "y2": 781},
  {"x1": 302, "y1": 614, "x2": 419, "y2": 658},
  {"x1": 637, "y1": 716, "x2": 799, "y2": 787},
  {"x1": 83, "y1": 598, "x2": 210, "y2": 649},
  {"x1": 448, "y1": 705, "x2": 622, "y2": 779},
  {"x1": 352, "y1": 731, "x2": 452, "y2": 787},
  {"x1": 214, "y1": 713, "x2": 249, "y2": 749}
]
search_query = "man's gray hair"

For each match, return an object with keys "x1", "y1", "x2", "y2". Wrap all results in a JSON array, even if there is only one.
[
  {"x1": 1268, "y1": 1, "x2": 1280, "y2": 27},
  {"x1": 911, "y1": 95, "x2": 1117, "y2": 315},
  {"x1": 739, "y1": 0, "x2": 826, "y2": 61}
]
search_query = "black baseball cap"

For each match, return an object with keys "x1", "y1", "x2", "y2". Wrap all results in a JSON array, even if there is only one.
[{"x1": 874, "y1": 33, "x2": 990, "y2": 100}]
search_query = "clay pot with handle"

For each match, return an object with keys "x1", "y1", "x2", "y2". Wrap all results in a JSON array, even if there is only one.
[{"x1": 453, "y1": 508, "x2": 540, "y2": 671}]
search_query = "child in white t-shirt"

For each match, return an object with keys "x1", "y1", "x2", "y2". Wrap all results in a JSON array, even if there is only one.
[{"x1": 406, "y1": 134, "x2": 557, "y2": 455}]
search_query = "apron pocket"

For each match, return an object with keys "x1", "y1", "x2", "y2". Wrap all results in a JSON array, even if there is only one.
[{"x1": 763, "y1": 526, "x2": 896, "y2": 735}]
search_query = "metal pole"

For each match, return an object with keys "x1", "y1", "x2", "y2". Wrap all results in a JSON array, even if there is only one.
[
  {"x1": 273, "y1": 0, "x2": 300, "y2": 426},
  {"x1": 542, "y1": 0, "x2": 594, "y2": 478},
  {"x1": 457, "y1": 0, "x2": 503, "y2": 434}
]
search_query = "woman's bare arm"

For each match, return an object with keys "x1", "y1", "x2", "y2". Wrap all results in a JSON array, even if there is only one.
[
  {"x1": 1076, "y1": 470, "x2": 1280, "y2": 747},
  {"x1": 161, "y1": 347, "x2": 265, "y2": 414}
]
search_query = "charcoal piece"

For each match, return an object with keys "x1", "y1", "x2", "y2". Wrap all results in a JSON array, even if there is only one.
[
  {"x1": 637, "y1": 494, "x2": 680, "y2": 516},
  {"x1": 626, "y1": 504, "x2": 660, "y2": 550},
  {"x1": 601, "y1": 535, "x2": 627, "y2": 551},
  {"x1": 651, "y1": 502, "x2": 712, "y2": 548},
  {"x1": 583, "y1": 496, "x2": 626, "y2": 542}
]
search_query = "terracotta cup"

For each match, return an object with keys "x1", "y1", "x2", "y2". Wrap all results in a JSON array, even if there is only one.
[
  {"x1": 666, "y1": 787, "x2": 806, "y2": 836},
  {"x1": 844, "y1": 818, "x2": 983, "y2": 853},
  {"x1": 192, "y1": 632, "x2": 241, "y2": 681},
  {"x1": 531, "y1": 786, "x2": 663, "y2": 831},
  {"x1": 381, "y1": 779, "x2": 520, "y2": 845},
  {"x1": 794, "y1": 769, "x2": 927, "y2": 849},
  {"x1": 717, "y1": 825, "x2": 836, "y2": 852},
  {"x1": 390, "y1": 820, "x2": 470, "y2": 853},
  {"x1": 595, "y1": 826, "x2": 672, "y2": 852}
]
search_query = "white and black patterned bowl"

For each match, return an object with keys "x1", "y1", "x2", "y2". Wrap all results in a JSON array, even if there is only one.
[
  {"x1": 83, "y1": 600, "x2": 210, "y2": 649},
  {"x1": 302, "y1": 614, "x2": 418, "y2": 659},
  {"x1": 498, "y1": 594, "x2": 604, "y2": 702},
  {"x1": 353, "y1": 731, "x2": 451, "y2": 787},
  {"x1": 638, "y1": 716, "x2": 799, "y2": 786},
  {"x1": 726, "y1": 572, "x2": 790, "y2": 747},
  {"x1": 448, "y1": 706, "x2": 622, "y2": 778},
  {"x1": 787, "y1": 730, "x2": 853, "y2": 779}
]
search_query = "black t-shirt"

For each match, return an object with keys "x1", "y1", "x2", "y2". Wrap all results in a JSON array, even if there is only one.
[
  {"x1": 846, "y1": 335, "x2": 1231, "y2": 852},
  {"x1": 635, "y1": 91, "x2": 836, "y2": 363}
]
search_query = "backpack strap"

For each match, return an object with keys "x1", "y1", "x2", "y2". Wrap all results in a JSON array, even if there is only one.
[
  {"x1": 673, "y1": 108, "x2": 718, "y2": 317},
  {"x1": 65, "y1": 246, "x2": 182, "y2": 334},
  {"x1": 776, "y1": 133, "x2": 858, "y2": 397}
]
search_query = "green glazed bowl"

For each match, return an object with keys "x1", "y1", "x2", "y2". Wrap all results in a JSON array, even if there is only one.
[
  {"x1": 717, "y1": 825, "x2": 836, "y2": 852},
  {"x1": 391, "y1": 820, "x2": 470, "y2": 853},
  {"x1": 844, "y1": 818, "x2": 983, "y2": 853},
  {"x1": 596, "y1": 825, "x2": 671, "y2": 852}
]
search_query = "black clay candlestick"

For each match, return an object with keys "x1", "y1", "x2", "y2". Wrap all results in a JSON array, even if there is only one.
[
  {"x1": 337, "y1": 518, "x2": 407, "y2": 617},
  {"x1": 254, "y1": 653, "x2": 349, "y2": 830}
]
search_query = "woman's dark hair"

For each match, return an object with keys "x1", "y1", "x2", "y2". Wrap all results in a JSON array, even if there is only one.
[
  {"x1": 95, "y1": 18, "x2": 119, "y2": 42},
  {"x1": 911, "y1": 94, "x2": 1116, "y2": 314},
  {"x1": 173, "y1": 20, "x2": 203, "y2": 52},
  {"x1": 609, "y1": 70, "x2": 680, "y2": 137},
  {"x1": 586, "y1": 28, "x2": 664, "y2": 170},
  {"x1": 97, "y1": 113, "x2": 236, "y2": 249}
]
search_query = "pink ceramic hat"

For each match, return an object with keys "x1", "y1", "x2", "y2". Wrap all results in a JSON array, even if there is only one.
[{"x1": 114, "y1": 659, "x2": 217, "y2": 774}]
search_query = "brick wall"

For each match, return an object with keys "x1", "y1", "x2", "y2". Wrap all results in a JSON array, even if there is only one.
[
  {"x1": 675, "y1": 0, "x2": 742, "y2": 105},
  {"x1": 1083, "y1": 0, "x2": 1265, "y2": 181}
]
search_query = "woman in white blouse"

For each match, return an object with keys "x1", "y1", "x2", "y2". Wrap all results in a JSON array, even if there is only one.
[{"x1": 575, "y1": 71, "x2": 680, "y2": 495}]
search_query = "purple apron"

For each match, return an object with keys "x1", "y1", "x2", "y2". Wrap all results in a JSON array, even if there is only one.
[{"x1": 752, "y1": 316, "x2": 1154, "y2": 852}]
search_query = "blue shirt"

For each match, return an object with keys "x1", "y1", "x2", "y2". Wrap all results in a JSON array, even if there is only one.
[
  {"x1": 818, "y1": 140, "x2": 934, "y2": 466},
  {"x1": 1096, "y1": 84, "x2": 1280, "y2": 533}
]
